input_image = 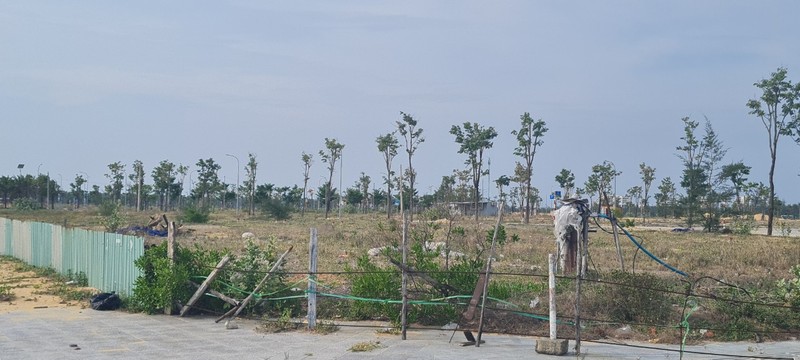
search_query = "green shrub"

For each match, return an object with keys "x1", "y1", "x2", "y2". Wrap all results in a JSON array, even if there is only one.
[
  {"x1": 261, "y1": 198, "x2": 292, "y2": 220},
  {"x1": 776, "y1": 265, "x2": 800, "y2": 309},
  {"x1": 621, "y1": 218, "x2": 636, "y2": 228},
  {"x1": 346, "y1": 255, "x2": 401, "y2": 321},
  {"x1": 128, "y1": 242, "x2": 222, "y2": 314},
  {"x1": 584, "y1": 271, "x2": 675, "y2": 325},
  {"x1": 99, "y1": 201, "x2": 125, "y2": 232},
  {"x1": 128, "y1": 244, "x2": 190, "y2": 313},
  {"x1": 228, "y1": 239, "x2": 301, "y2": 317},
  {"x1": 13, "y1": 198, "x2": 40, "y2": 211},
  {"x1": 731, "y1": 218, "x2": 755, "y2": 235},
  {"x1": 182, "y1": 204, "x2": 210, "y2": 223}
]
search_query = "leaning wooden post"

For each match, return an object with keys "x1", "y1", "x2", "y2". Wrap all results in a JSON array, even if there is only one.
[
  {"x1": 307, "y1": 228, "x2": 318, "y2": 330},
  {"x1": 476, "y1": 201, "x2": 504, "y2": 347},
  {"x1": 165, "y1": 220, "x2": 176, "y2": 315},
  {"x1": 215, "y1": 246, "x2": 293, "y2": 323},
  {"x1": 611, "y1": 217, "x2": 624, "y2": 272},
  {"x1": 181, "y1": 254, "x2": 231, "y2": 317}
]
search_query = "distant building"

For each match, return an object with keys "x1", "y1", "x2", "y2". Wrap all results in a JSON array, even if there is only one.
[{"x1": 448, "y1": 201, "x2": 499, "y2": 217}]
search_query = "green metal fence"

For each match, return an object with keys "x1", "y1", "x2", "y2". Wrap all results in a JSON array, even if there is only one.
[{"x1": 0, "y1": 217, "x2": 144, "y2": 296}]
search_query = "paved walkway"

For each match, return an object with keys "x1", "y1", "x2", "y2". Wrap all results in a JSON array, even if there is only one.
[{"x1": 1, "y1": 308, "x2": 798, "y2": 359}]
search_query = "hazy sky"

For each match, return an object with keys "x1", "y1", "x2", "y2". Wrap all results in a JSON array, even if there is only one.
[{"x1": 2, "y1": 1, "x2": 800, "y2": 203}]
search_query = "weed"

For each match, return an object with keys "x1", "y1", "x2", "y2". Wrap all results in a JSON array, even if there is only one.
[
  {"x1": 348, "y1": 341, "x2": 384, "y2": 352},
  {"x1": 779, "y1": 221, "x2": 793, "y2": 237},
  {"x1": 0, "y1": 284, "x2": 14, "y2": 301},
  {"x1": 258, "y1": 308, "x2": 298, "y2": 333},
  {"x1": 313, "y1": 320, "x2": 339, "y2": 334},
  {"x1": 376, "y1": 326, "x2": 400, "y2": 335},
  {"x1": 731, "y1": 218, "x2": 756, "y2": 235},
  {"x1": 776, "y1": 265, "x2": 800, "y2": 309},
  {"x1": 620, "y1": 218, "x2": 635, "y2": 228}
]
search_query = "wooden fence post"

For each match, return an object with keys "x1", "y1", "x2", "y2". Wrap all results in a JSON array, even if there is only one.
[
  {"x1": 308, "y1": 228, "x2": 318, "y2": 330},
  {"x1": 165, "y1": 220, "x2": 176, "y2": 315},
  {"x1": 549, "y1": 253, "x2": 557, "y2": 340}
]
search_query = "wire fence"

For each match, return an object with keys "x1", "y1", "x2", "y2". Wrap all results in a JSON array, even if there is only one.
[{"x1": 190, "y1": 263, "x2": 800, "y2": 359}]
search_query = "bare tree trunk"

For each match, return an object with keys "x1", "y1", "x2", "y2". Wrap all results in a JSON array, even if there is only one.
[
  {"x1": 767, "y1": 150, "x2": 776, "y2": 236},
  {"x1": 524, "y1": 179, "x2": 531, "y2": 224}
]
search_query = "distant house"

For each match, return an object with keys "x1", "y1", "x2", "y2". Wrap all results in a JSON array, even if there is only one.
[{"x1": 448, "y1": 201, "x2": 499, "y2": 217}]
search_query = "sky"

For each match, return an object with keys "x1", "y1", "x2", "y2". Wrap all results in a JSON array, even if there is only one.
[{"x1": 2, "y1": 1, "x2": 800, "y2": 203}]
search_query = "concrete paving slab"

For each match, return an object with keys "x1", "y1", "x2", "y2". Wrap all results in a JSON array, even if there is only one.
[{"x1": 1, "y1": 308, "x2": 798, "y2": 360}]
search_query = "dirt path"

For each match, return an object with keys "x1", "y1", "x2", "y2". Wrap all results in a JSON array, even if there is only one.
[{"x1": 0, "y1": 257, "x2": 88, "y2": 314}]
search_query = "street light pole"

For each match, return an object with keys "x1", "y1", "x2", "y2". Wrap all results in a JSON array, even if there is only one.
[{"x1": 225, "y1": 154, "x2": 240, "y2": 217}]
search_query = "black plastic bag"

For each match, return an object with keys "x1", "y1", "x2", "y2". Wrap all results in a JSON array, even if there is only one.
[{"x1": 90, "y1": 292, "x2": 121, "y2": 311}]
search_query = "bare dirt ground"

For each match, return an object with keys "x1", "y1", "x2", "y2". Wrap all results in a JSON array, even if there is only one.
[{"x1": 0, "y1": 258, "x2": 88, "y2": 314}]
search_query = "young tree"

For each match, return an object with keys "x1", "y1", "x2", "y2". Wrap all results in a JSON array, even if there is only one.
[
  {"x1": 639, "y1": 163, "x2": 656, "y2": 222},
  {"x1": 300, "y1": 152, "x2": 312, "y2": 216},
  {"x1": 193, "y1": 158, "x2": 221, "y2": 208},
  {"x1": 358, "y1": 172, "x2": 371, "y2": 212},
  {"x1": 397, "y1": 112, "x2": 424, "y2": 221},
  {"x1": 244, "y1": 153, "x2": 258, "y2": 216},
  {"x1": 587, "y1": 161, "x2": 620, "y2": 214},
  {"x1": 450, "y1": 122, "x2": 498, "y2": 221},
  {"x1": 677, "y1": 117, "x2": 709, "y2": 228},
  {"x1": 511, "y1": 112, "x2": 548, "y2": 224},
  {"x1": 554, "y1": 169, "x2": 575, "y2": 198},
  {"x1": 746, "y1": 67, "x2": 800, "y2": 235},
  {"x1": 655, "y1": 177, "x2": 677, "y2": 218},
  {"x1": 132, "y1": 160, "x2": 144, "y2": 211},
  {"x1": 71, "y1": 174, "x2": 86, "y2": 208},
  {"x1": 104, "y1": 161, "x2": 125, "y2": 203},
  {"x1": 626, "y1": 186, "x2": 642, "y2": 217},
  {"x1": 376, "y1": 132, "x2": 399, "y2": 218},
  {"x1": 152, "y1": 160, "x2": 177, "y2": 211},
  {"x1": 175, "y1": 164, "x2": 188, "y2": 210},
  {"x1": 319, "y1": 138, "x2": 344, "y2": 219},
  {"x1": 720, "y1": 162, "x2": 751, "y2": 214},
  {"x1": 700, "y1": 120, "x2": 729, "y2": 225}
]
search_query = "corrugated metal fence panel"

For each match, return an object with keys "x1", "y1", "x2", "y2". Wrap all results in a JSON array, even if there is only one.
[
  {"x1": 0, "y1": 218, "x2": 9, "y2": 255},
  {"x1": 51, "y1": 224, "x2": 63, "y2": 273},
  {"x1": 102, "y1": 234, "x2": 144, "y2": 296},
  {"x1": 0, "y1": 217, "x2": 144, "y2": 295},
  {"x1": 30, "y1": 222, "x2": 53, "y2": 268},
  {"x1": 87, "y1": 230, "x2": 106, "y2": 290},
  {"x1": 12, "y1": 220, "x2": 31, "y2": 263}
]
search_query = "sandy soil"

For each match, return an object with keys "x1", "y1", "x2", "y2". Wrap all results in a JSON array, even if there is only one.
[{"x1": 0, "y1": 258, "x2": 88, "y2": 314}]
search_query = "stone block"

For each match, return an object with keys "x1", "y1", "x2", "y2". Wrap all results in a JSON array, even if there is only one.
[{"x1": 535, "y1": 339, "x2": 568, "y2": 355}]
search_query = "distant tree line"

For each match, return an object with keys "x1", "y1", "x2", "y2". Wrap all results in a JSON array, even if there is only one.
[{"x1": 2, "y1": 68, "x2": 799, "y2": 228}]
